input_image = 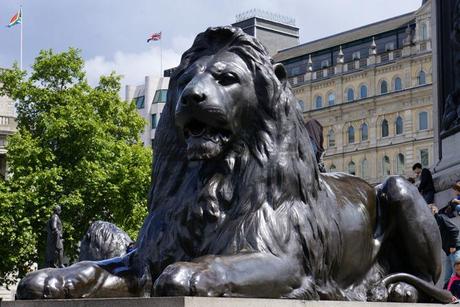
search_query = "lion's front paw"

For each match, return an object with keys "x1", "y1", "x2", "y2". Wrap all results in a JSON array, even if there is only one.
[
  {"x1": 16, "y1": 261, "x2": 101, "y2": 299},
  {"x1": 154, "y1": 262, "x2": 226, "y2": 297}
]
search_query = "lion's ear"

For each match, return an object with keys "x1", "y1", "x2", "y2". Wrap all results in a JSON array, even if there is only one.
[{"x1": 273, "y1": 63, "x2": 288, "y2": 84}]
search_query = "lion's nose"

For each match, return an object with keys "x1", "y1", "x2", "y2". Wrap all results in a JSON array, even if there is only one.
[{"x1": 181, "y1": 88, "x2": 206, "y2": 107}]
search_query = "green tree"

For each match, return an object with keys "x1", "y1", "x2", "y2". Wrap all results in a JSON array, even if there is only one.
[{"x1": 0, "y1": 48, "x2": 151, "y2": 286}]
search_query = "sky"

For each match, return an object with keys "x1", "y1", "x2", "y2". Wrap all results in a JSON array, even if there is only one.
[{"x1": 0, "y1": 0, "x2": 423, "y2": 94}]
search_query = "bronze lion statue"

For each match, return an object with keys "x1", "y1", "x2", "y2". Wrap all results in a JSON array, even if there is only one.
[{"x1": 17, "y1": 26, "x2": 451, "y2": 303}]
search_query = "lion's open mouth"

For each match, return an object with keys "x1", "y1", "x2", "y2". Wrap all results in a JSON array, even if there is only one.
[{"x1": 183, "y1": 119, "x2": 232, "y2": 160}]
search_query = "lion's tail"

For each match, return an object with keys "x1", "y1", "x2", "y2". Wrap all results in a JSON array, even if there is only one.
[{"x1": 382, "y1": 273, "x2": 452, "y2": 303}]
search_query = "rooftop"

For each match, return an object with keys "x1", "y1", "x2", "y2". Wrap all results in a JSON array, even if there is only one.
[
  {"x1": 273, "y1": 11, "x2": 415, "y2": 62},
  {"x1": 235, "y1": 9, "x2": 296, "y2": 26}
]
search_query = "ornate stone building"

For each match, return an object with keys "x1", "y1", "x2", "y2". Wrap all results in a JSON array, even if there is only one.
[{"x1": 274, "y1": 1, "x2": 432, "y2": 185}]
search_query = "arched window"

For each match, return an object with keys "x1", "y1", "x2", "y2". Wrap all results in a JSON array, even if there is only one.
[
  {"x1": 381, "y1": 119, "x2": 389, "y2": 137},
  {"x1": 315, "y1": 96, "x2": 323, "y2": 109},
  {"x1": 421, "y1": 23, "x2": 428, "y2": 41},
  {"x1": 360, "y1": 85, "x2": 368, "y2": 99},
  {"x1": 418, "y1": 71, "x2": 426, "y2": 85},
  {"x1": 297, "y1": 100, "x2": 305, "y2": 112},
  {"x1": 361, "y1": 123, "x2": 368, "y2": 141},
  {"x1": 419, "y1": 111, "x2": 428, "y2": 130},
  {"x1": 394, "y1": 77, "x2": 402, "y2": 91},
  {"x1": 395, "y1": 116, "x2": 403, "y2": 135},
  {"x1": 383, "y1": 155, "x2": 391, "y2": 176},
  {"x1": 328, "y1": 93, "x2": 335, "y2": 106},
  {"x1": 330, "y1": 164, "x2": 337, "y2": 172},
  {"x1": 361, "y1": 159, "x2": 369, "y2": 178},
  {"x1": 380, "y1": 80, "x2": 388, "y2": 94},
  {"x1": 328, "y1": 129, "x2": 335, "y2": 147},
  {"x1": 348, "y1": 161, "x2": 356, "y2": 175},
  {"x1": 347, "y1": 88, "x2": 354, "y2": 102},
  {"x1": 348, "y1": 126, "x2": 355, "y2": 144},
  {"x1": 397, "y1": 153, "x2": 405, "y2": 175}
]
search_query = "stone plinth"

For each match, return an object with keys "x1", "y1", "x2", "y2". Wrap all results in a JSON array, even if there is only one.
[{"x1": 2, "y1": 297, "x2": 446, "y2": 307}]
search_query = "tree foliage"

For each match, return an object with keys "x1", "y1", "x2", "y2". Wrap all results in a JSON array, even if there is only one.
[{"x1": 0, "y1": 48, "x2": 151, "y2": 286}]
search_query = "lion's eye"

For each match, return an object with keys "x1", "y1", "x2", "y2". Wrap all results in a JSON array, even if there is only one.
[{"x1": 216, "y1": 73, "x2": 239, "y2": 86}]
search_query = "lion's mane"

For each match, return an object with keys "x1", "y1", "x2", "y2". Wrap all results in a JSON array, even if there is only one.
[{"x1": 137, "y1": 27, "x2": 342, "y2": 294}]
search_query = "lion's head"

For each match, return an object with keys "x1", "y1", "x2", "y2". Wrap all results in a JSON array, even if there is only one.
[
  {"x1": 146, "y1": 26, "x2": 319, "y2": 217},
  {"x1": 173, "y1": 26, "x2": 296, "y2": 161}
]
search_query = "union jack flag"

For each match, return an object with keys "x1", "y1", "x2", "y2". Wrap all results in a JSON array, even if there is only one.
[{"x1": 147, "y1": 32, "x2": 161, "y2": 43}]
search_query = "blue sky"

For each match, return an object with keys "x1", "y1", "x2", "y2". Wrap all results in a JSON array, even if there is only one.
[{"x1": 0, "y1": 0, "x2": 423, "y2": 90}]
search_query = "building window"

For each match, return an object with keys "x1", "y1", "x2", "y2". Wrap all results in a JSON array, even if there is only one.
[
  {"x1": 328, "y1": 129, "x2": 335, "y2": 147},
  {"x1": 395, "y1": 116, "x2": 403, "y2": 135},
  {"x1": 420, "y1": 149, "x2": 429, "y2": 168},
  {"x1": 381, "y1": 119, "x2": 389, "y2": 137},
  {"x1": 361, "y1": 123, "x2": 368, "y2": 141},
  {"x1": 297, "y1": 100, "x2": 305, "y2": 112},
  {"x1": 315, "y1": 96, "x2": 323, "y2": 109},
  {"x1": 383, "y1": 155, "x2": 391, "y2": 176},
  {"x1": 348, "y1": 161, "x2": 356, "y2": 176},
  {"x1": 347, "y1": 88, "x2": 354, "y2": 102},
  {"x1": 135, "y1": 96, "x2": 145, "y2": 109},
  {"x1": 360, "y1": 85, "x2": 368, "y2": 99},
  {"x1": 419, "y1": 111, "x2": 428, "y2": 130},
  {"x1": 153, "y1": 89, "x2": 168, "y2": 104},
  {"x1": 385, "y1": 42, "x2": 395, "y2": 51},
  {"x1": 321, "y1": 59, "x2": 330, "y2": 68},
  {"x1": 348, "y1": 126, "x2": 355, "y2": 144},
  {"x1": 380, "y1": 80, "x2": 388, "y2": 94},
  {"x1": 394, "y1": 77, "x2": 402, "y2": 91},
  {"x1": 397, "y1": 153, "x2": 405, "y2": 175},
  {"x1": 330, "y1": 164, "x2": 337, "y2": 172},
  {"x1": 361, "y1": 159, "x2": 369, "y2": 178},
  {"x1": 417, "y1": 71, "x2": 426, "y2": 85},
  {"x1": 328, "y1": 93, "x2": 335, "y2": 106},
  {"x1": 352, "y1": 51, "x2": 361, "y2": 60},
  {"x1": 421, "y1": 23, "x2": 428, "y2": 41},
  {"x1": 151, "y1": 113, "x2": 158, "y2": 129}
]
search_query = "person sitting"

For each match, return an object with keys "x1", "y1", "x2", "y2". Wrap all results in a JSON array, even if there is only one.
[
  {"x1": 413, "y1": 163, "x2": 435, "y2": 204},
  {"x1": 428, "y1": 204, "x2": 460, "y2": 285}
]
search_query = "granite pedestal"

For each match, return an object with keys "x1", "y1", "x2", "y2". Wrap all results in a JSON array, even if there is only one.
[{"x1": 1, "y1": 297, "x2": 448, "y2": 307}]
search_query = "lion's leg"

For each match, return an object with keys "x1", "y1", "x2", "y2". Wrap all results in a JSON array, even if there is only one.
[
  {"x1": 153, "y1": 253, "x2": 317, "y2": 299},
  {"x1": 377, "y1": 176, "x2": 442, "y2": 302},
  {"x1": 17, "y1": 252, "x2": 144, "y2": 299},
  {"x1": 379, "y1": 176, "x2": 441, "y2": 281}
]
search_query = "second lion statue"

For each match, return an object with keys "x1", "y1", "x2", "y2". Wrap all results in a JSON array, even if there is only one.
[{"x1": 17, "y1": 26, "x2": 451, "y2": 303}]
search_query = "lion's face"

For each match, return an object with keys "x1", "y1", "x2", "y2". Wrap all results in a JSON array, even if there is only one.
[{"x1": 175, "y1": 51, "x2": 258, "y2": 160}]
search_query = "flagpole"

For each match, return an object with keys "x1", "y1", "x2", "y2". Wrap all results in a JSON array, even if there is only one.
[
  {"x1": 20, "y1": 6, "x2": 23, "y2": 71},
  {"x1": 160, "y1": 32, "x2": 163, "y2": 76}
]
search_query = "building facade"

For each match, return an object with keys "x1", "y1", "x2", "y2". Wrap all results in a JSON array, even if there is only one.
[
  {"x1": 274, "y1": 1, "x2": 432, "y2": 185},
  {"x1": 0, "y1": 87, "x2": 17, "y2": 179},
  {"x1": 232, "y1": 9, "x2": 299, "y2": 56},
  {"x1": 125, "y1": 76, "x2": 169, "y2": 148}
]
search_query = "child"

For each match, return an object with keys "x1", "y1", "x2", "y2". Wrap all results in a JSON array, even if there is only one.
[{"x1": 446, "y1": 258, "x2": 460, "y2": 302}]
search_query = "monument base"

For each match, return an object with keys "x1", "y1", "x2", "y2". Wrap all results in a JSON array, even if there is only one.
[
  {"x1": 2, "y1": 297, "x2": 446, "y2": 307},
  {"x1": 433, "y1": 133, "x2": 460, "y2": 206}
]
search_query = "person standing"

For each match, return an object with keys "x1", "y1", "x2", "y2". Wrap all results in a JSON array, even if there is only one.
[
  {"x1": 413, "y1": 162, "x2": 435, "y2": 204},
  {"x1": 428, "y1": 204, "x2": 460, "y2": 285},
  {"x1": 45, "y1": 205, "x2": 64, "y2": 268}
]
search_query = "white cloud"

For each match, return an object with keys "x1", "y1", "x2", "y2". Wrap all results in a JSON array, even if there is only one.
[{"x1": 84, "y1": 45, "x2": 183, "y2": 91}]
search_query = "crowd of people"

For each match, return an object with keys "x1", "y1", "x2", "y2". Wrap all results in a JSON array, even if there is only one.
[{"x1": 410, "y1": 162, "x2": 460, "y2": 302}]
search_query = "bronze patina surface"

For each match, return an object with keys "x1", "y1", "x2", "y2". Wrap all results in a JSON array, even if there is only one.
[{"x1": 16, "y1": 27, "x2": 451, "y2": 303}]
